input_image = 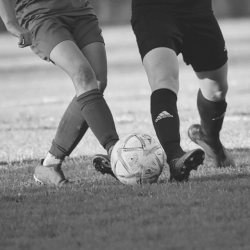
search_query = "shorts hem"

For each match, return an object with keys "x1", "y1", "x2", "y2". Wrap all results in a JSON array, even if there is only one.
[
  {"x1": 192, "y1": 57, "x2": 228, "y2": 73},
  {"x1": 139, "y1": 35, "x2": 180, "y2": 61},
  {"x1": 79, "y1": 39, "x2": 105, "y2": 51}
]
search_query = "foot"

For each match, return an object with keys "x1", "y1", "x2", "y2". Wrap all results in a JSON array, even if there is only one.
[
  {"x1": 188, "y1": 124, "x2": 235, "y2": 168},
  {"x1": 34, "y1": 160, "x2": 68, "y2": 186},
  {"x1": 92, "y1": 154, "x2": 117, "y2": 179},
  {"x1": 169, "y1": 149, "x2": 205, "y2": 182}
]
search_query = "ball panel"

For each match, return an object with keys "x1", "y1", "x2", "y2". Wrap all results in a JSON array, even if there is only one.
[
  {"x1": 121, "y1": 149, "x2": 144, "y2": 173},
  {"x1": 123, "y1": 134, "x2": 143, "y2": 149},
  {"x1": 113, "y1": 160, "x2": 131, "y2": 177},
  {"x1": 152, "y1": 147, "x2": 167, "y2": 166},
  {"x1": 141, "y1": 153, "x2": 164, "y2": 182}
]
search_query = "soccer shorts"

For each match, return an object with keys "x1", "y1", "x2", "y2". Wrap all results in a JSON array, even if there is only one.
[
  {"x1": 30, "y1": 15, "x2": 104, "y2": 61},
  {"x1": 131, "y1": 10, "x2": 228, "y2": 72}
]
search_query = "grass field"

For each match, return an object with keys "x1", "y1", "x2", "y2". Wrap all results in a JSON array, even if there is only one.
[{"x1": 0, "y1": 19, "x2": 250, "y2": 250}]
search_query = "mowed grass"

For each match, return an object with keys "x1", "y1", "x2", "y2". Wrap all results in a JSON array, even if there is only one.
[{"x1": 0, "y1": 19, "x2": 250, "y2": 250}]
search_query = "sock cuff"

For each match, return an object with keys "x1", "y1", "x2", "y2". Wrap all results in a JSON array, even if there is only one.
[
  {"x1": 77, "y1": 89, "x2": 102, "y2": 110},
  {"x1": 151, "y1": 88, "x2": 177, "y2": 106},
  {"x1": 77, "y1": 89, "x2": 101, "y2": 100},
  {"x1": 49, "y1": 140, "x2": 67, "y2": 160},
  {"x1": 105, "y1": 139, "x2": 119, "y2": 154},
  {"x1": 197, "y1": 89, "x2": 227, "y2": 119}
]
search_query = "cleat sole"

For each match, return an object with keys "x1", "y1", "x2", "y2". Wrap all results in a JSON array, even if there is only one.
[
  {"x1": 92, "y1": 154, "x2": 118, "y2": 179},
  {"x1": 169, "y1": 149, "x2": 205, "y2": 182}
]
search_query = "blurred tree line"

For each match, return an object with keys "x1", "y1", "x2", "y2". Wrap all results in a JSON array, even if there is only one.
[{"x1": 0, "y1": 0, "x2": 250, "y2": 31}]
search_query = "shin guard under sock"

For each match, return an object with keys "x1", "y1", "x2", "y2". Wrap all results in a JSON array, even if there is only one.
[
  {"x1": 77, "y1": 89, "x2": 119, "y2": 151},
  {"x1": 151, "y1": 89, "x2": 184, "y2": 163},
  {"x1": 197, "y1": 89, "x2": 227, "y2": 138},
  {"x1": 49, "y1": 96, "x2": 89, "y2": 159}
]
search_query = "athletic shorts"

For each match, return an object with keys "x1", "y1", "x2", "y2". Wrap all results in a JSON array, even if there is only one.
[
  {"x1": 30, "y1": 14, "x2": 104, "y2": 62},
  {"x1": 131, "y1": 10, "x2": 228, "y2": 72}
]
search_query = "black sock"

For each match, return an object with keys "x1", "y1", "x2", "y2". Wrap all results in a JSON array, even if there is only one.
[
  {"x1": 49, "y1": 96, "x2": 89, "y2": 160},
  {"x1": 76, "y1": 89, "x2": 119, "y2": 151},
  {"x1": 151, "y1": 89, "x2": 184, "y2": 163},
  {"x1": 197, "y1": 89, "x2": 227, "y2": 138}
]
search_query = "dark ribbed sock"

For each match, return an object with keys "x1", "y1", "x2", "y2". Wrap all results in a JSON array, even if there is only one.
[
  {"x1": 49, "y1": 96, "x2": 89, "y2": 160},
  {"x1": 151, "y1": 89, "x2": 184, "y2": 163},
  {"x1": 76, "y1": 89, "x2": 119, "y2": 151},
  {"x1": 197, "y1": 89, "x2": 227, "y2": 138}
]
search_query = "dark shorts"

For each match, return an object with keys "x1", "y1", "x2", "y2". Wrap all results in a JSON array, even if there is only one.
[
  {"x1": 131, "y1": 10, "x2": 228, "y2": 72},
  {"x1": 30, "y1": 14, "x2": 104, "y2": 61}
]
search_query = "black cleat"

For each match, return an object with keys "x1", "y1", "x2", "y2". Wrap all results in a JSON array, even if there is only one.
[
  {"x1": 169, "y1": 149, "x2": 205, "y2": 182},
  {"x1": 92, "y1": 154, "x2": 117, "y2": 179},
  {"x1": 188, "y1": 124, "x2": 235, "y2": 168}
]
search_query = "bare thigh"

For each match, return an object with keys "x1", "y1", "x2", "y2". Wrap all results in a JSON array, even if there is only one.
[
  {"x1": 50, "y1": 40, "x2": 98, "y2": 96},
  {"x1": 81, "y1": 42, "x2": 107, "y2": 93},
  {"x1": 143, "y1": 47, "x2": 179, "y2": 94}
]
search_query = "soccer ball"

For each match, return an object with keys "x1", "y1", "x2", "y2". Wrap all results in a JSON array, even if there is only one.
[{"x1": 111, "y1": 133, "x2": 166, "y2": 185}]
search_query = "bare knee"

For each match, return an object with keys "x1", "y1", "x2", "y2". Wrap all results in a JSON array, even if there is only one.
[
  {"x1": 211, "y1": 87, "x2": 228, "y2": 101},
  {"x1": 200, "y1": 79, "x2": 228, "y2": 101},
  {"x1": 72, "y1": 64, "x2": 95, "y2": 84},
  {"x1": 197, "y1": 63, "x2": 229, "y2": 101},
  {"x1": 71, "y1": 64, "x2": 96, "y2": 91},
  {"x1": 143, "y1": 48, "x2": 179, "y2": 94}
]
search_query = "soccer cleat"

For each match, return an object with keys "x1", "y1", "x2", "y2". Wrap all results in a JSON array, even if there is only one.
[
  {"x1": 188, "y1": 124, "x2": 235, "y2": 168},
  {"x1": 92, "y1": 154, "x2": 117, "y2": 179},
  {"x1": 34, "y1": 160, "x2": 68, "y2": 186},
  {"x1": 169, "y1": 149, "x2": 205, "y2": 182}
]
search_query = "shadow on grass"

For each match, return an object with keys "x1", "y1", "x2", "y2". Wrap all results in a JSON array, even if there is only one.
[
  {"x1": 0, "y1": 155, "x2": 93, "y2": 167},
  {"x1": 232, "y1": 147, "x2": 250, "y2": 155},
  {"x1": 192, "y1": 171, "x2": 250, "y2": 183},
  {"x1": 158, "y1": 171, "x2": 250, "y2": 185},
  {"x1": 191, "y1": 147, "x2": 250, "y2": 183},
  {"x1": 0, "y1": 158, "x2": 38, "y2": 166}
]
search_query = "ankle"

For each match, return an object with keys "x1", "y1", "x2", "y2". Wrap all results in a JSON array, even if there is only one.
[
  {"x1": 200, "y1": 127, "x2": 220, "y2": 143},
  {"x1": 43, "y1": 153, "x2": 63, "y2": 166}
]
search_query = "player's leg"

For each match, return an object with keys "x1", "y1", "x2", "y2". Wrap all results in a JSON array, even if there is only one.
[
  {"x1": 80, "y1": 42, "x2": 115, "y2": 177},
  {"x1": 50, "y1": 41, "x2": 118, "y2": 153},
  {"x1": 45, "y1": 17, "x2": 109, "y2": 168},
  {"x1": 143, "y1": 47, "x2": 181, "y2": 158},
  {"x1": 36, "y1": 41, "x2": 119, "y2": 185},
  {"x1": 189, "y1": 62, "x2": 234, "y2": 167},
  {"x1": 129, "y1": 11, "x2": 205, "y2": 182},
  {"x1": 184, "y1": 13, "x2": 234, "y2": 167},
  {"x1": 33, "y1": 17, "x2": 118, "y2": 185},
  {"x1": 196, "y1": 62, "x2": 228, "y2": 140},
  {"x1": 45, "y1": 43, "x2": 109, "y2": 165},
  {"x1": 80, "y1": 42, "x2": 117, "y2": 178},
  {"x1": 143, "y1": 47, "x2": 204, "y2": 182}
]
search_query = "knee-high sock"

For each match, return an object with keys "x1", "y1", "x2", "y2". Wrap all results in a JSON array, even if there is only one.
[
  {"x1": 77, "y1": 89, "x2": 119, "y2": 151},
  {"x1": 151, "y1": 89, "x2": 184, "y2": 163},
  {"x1": 49, "y1": 96, "x2": 89, "y2": 159},
  {"x1": 197, "y1": 89, "x2": 227, "y2": 138}
]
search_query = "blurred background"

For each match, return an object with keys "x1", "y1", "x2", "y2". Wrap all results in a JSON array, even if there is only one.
[
  {"x1": 0, "y1": 0, "x2": 250, "y2": 31},
  {"x1": 0, "y1": 0, "x2": 250, "y2": 161}
]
